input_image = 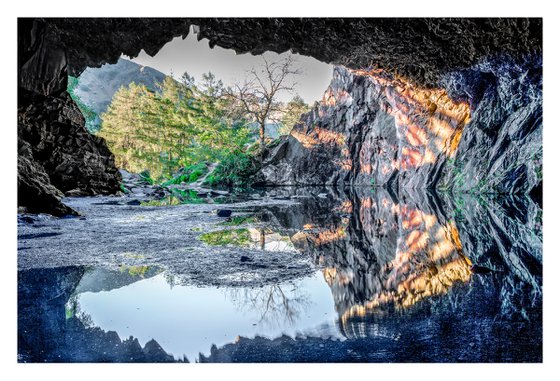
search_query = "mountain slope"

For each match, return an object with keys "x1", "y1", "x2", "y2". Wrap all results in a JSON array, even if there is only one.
[{"x1": 70, "y1": 58, "x2": 167, "y2": 132}]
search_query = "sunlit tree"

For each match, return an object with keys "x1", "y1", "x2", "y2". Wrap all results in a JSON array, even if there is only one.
[{"x1": 99, "y1": 72, "x2": 252, "y2": 181}]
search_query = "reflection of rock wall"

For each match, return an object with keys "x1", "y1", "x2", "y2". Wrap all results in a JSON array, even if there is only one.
[
  {"x1": 260, "y1": 58, "x2": 541, "y2": 196},
  {"x1": 262, "y1": 188, "x2": 541, "y2": 328},
  {"x1": 18, "y1": 267, "x2": 176, "y2": 362}
]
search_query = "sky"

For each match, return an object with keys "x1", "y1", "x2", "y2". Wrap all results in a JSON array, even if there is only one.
[{"x1": 124, "y1": 27, "x2": 334, "y2": 104}]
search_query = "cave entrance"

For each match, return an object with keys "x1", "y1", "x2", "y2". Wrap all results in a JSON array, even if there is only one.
[{"x1": 68, "y1": 26, "x2": 333, "y2": 191}]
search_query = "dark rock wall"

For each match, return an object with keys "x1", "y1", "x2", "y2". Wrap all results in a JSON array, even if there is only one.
[
  {"x1": 18, "y1": 19, "x2": 68, "y2": 96},
  {"x1": 44, "y1": 18, "x2": 541, "y2": 89},
  {"x1": 19, "y1": 91, "x2": 121, "y2": 195},
  {"x1": 18, "y1": 19, "x2": 121, "y2": 215},
  {"x1": 439, "y1": 56, "x2": 542, "y2": 194},
  {"x1": 260, "y1": 57, "x2": 542, "y2": 195}
]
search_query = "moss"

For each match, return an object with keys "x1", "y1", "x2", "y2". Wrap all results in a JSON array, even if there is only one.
[
  {"x1": 199, "y1": 228, "x2": 252, "y2": 247},
  {"x1": 67, "y1": 76, "x2": 100, "y2": 133},
  {"x1": 218, "y1": 215, "x2": 257, "y2": 226}
]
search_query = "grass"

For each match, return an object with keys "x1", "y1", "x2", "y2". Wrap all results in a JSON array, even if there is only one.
[{"x1": 161, "y1": 163, "x2": 209, "y2": 186}]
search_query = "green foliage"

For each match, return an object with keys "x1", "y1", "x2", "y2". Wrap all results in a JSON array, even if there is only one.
[
  {"x1": 203, "y1": 147, "x2": 260, "y2": 188},
  {"x1": 161, "y1": 163, "x2": 209, "y2": 186},
  {"x1": 218, "y1": 215, "x2": 257, "y2": 226},
  {"x1": 199, "y1": 228, "x2": 252, "y2": 247},
  {"x1": 100, "y1": 72, "x2": 254, "y2": 183},
  {"x1": 279, "y1": 95, "x2": 310, "y2": 136},
  {"x1": 138, "y1": 170, "x2": 155, "y2": 185},
  {"x1": 67, "y1": 76, "x2": 100, "y2": 133}
]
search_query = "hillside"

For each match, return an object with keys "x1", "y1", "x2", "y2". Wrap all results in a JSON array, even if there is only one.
[{"x1": 69, "y1": 58, "x2": 167, "y2": 132}]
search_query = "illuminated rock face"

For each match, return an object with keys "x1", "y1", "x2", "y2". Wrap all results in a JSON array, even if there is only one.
[{"x1": 261, "y1": 58, "x2": 542, "y2": 195}]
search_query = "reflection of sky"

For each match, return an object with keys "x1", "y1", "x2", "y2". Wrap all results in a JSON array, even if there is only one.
[
  {"x1": 126, "y1": 26, "x2": 333, "y2": 104},
  {"x1": 74, "y1": 271, "x2": 340, "y2": 361}
]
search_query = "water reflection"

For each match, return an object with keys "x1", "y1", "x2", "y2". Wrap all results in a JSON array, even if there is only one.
[
  {"x1": 200, "y1": 227, "x2": 296, "y2": 252},
  {"x1": 66, "y1": 269, "x2": 337, "y2": 361},
  {"x1": 18, "y1": 187, "x2": 542, "y2": 362}
]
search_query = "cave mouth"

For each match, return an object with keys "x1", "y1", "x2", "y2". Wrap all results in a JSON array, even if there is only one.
[{"x1": 66, "y1": 30, "x2": 335, "y2": 192}]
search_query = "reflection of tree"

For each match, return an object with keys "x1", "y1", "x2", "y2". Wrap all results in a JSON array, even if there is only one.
[
  {"x1": 65, "y1": 294, "x2": 96, "y2": 328},
  {"x1": 226, "y1": 282, "x2": 312, "y2": 329}
]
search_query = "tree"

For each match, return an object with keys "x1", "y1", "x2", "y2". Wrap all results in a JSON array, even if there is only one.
[
  {"x1": 280, "y1": 95, "x2": 310, "y2": 136},
  {"x1": 99, "y1": 72, "x2": 252, "y2": 182},
  {"x1": 226, "y1": 55, "x2": 302, "y2": 158}
]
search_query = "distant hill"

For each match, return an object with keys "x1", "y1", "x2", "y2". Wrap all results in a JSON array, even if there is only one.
[{"x1": 69, "y1": 58, "x2": 167, "y2": 132}]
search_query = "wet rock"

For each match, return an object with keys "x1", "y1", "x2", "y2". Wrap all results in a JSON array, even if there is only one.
[{"x1": 126, "y1": 200, "x2": 142, "y2": 206}]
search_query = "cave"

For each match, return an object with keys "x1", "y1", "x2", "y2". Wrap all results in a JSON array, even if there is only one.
[{"x1": 17, "y1": 17, "x2": 543, "y2": 363}]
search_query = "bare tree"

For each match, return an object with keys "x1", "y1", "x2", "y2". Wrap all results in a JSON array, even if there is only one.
[{"x1": 226, "y1": 54, "x2": 301, "y2": 159}]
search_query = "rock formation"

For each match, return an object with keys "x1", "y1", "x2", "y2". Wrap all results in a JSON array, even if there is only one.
[
  {"x1": 259, "y1": 56, "x2": 542, "y2": 194},
  {"x1": 18, "y1": 19, "x2": 121, "y2": 215}
]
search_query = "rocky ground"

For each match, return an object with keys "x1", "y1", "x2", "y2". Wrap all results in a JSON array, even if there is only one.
[{"x1": 17, "y1": 185, "x2": 315, "y2": 288}]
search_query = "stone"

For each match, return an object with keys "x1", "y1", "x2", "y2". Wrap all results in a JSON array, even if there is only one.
[
  {"x1": 18, "y1": 90, "x2": 121, "y2": 200},
  {"x1": 216, "y1": 209, "x2": 232, "y2": 218},
  {"x1": 43, "y1": 18, "x2": 541, "y2": 89},
  {"x1": 18, "y1": 137, "x2": 78, "y2": 216}
]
